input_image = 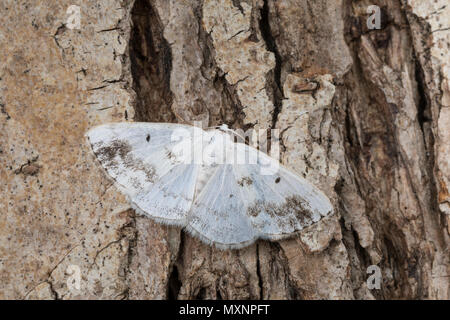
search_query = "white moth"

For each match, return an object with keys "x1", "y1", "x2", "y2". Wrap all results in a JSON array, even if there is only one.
[{"x1": 86, "y1": 122, "x2": 334, "y2": 249}]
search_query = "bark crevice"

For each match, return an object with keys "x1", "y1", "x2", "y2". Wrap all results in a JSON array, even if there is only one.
[
  {"x1": 259, "y1": 0, "x2": 284, "y2": 129},
  {"x1": 130, "y1": 0, "x2": 175, "y2": 123}
]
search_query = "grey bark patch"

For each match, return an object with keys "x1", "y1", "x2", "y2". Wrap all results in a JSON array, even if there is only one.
[
  {"x1": 14, "y1": 156, "x2": 40, "y2": 176},
  {"x1": 21, "y1": 164, "x2": 40, "y2": 176}
]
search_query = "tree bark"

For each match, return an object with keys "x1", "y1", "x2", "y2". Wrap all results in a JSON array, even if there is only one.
[{"x1": 0, "y1": 0, "x2": 448, "y2": 299}]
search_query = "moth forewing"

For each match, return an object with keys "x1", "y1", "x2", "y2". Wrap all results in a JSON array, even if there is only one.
[{"x1": 86, "y1": 122, "x2": 334, "y2": 249}]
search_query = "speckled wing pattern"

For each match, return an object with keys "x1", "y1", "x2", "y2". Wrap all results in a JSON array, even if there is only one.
[
  {"x1": 86, "y1": 122, "x2": 334, "y2": 249},
  {"x1": 86, "y1": 122, "x2": 199, "y2": 225}
]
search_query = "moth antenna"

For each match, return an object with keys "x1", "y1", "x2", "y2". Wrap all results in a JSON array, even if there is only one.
[
  {"x1": 227, "y1": 128, "x2": 245, "y2": 142},
  {"x1": 215, "y1": 124, "x2": 246, "y2": 142},
  {"x1": 297, "y1": 107, "x2": 330, "y2": 119},
  {"x1": 298, "y1": 110, "x2": 309, "y2": 118}
]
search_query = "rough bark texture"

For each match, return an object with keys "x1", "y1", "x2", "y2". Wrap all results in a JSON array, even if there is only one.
[{"x1": 0, "y1": 0, "x2": 448, "y2": 299}]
